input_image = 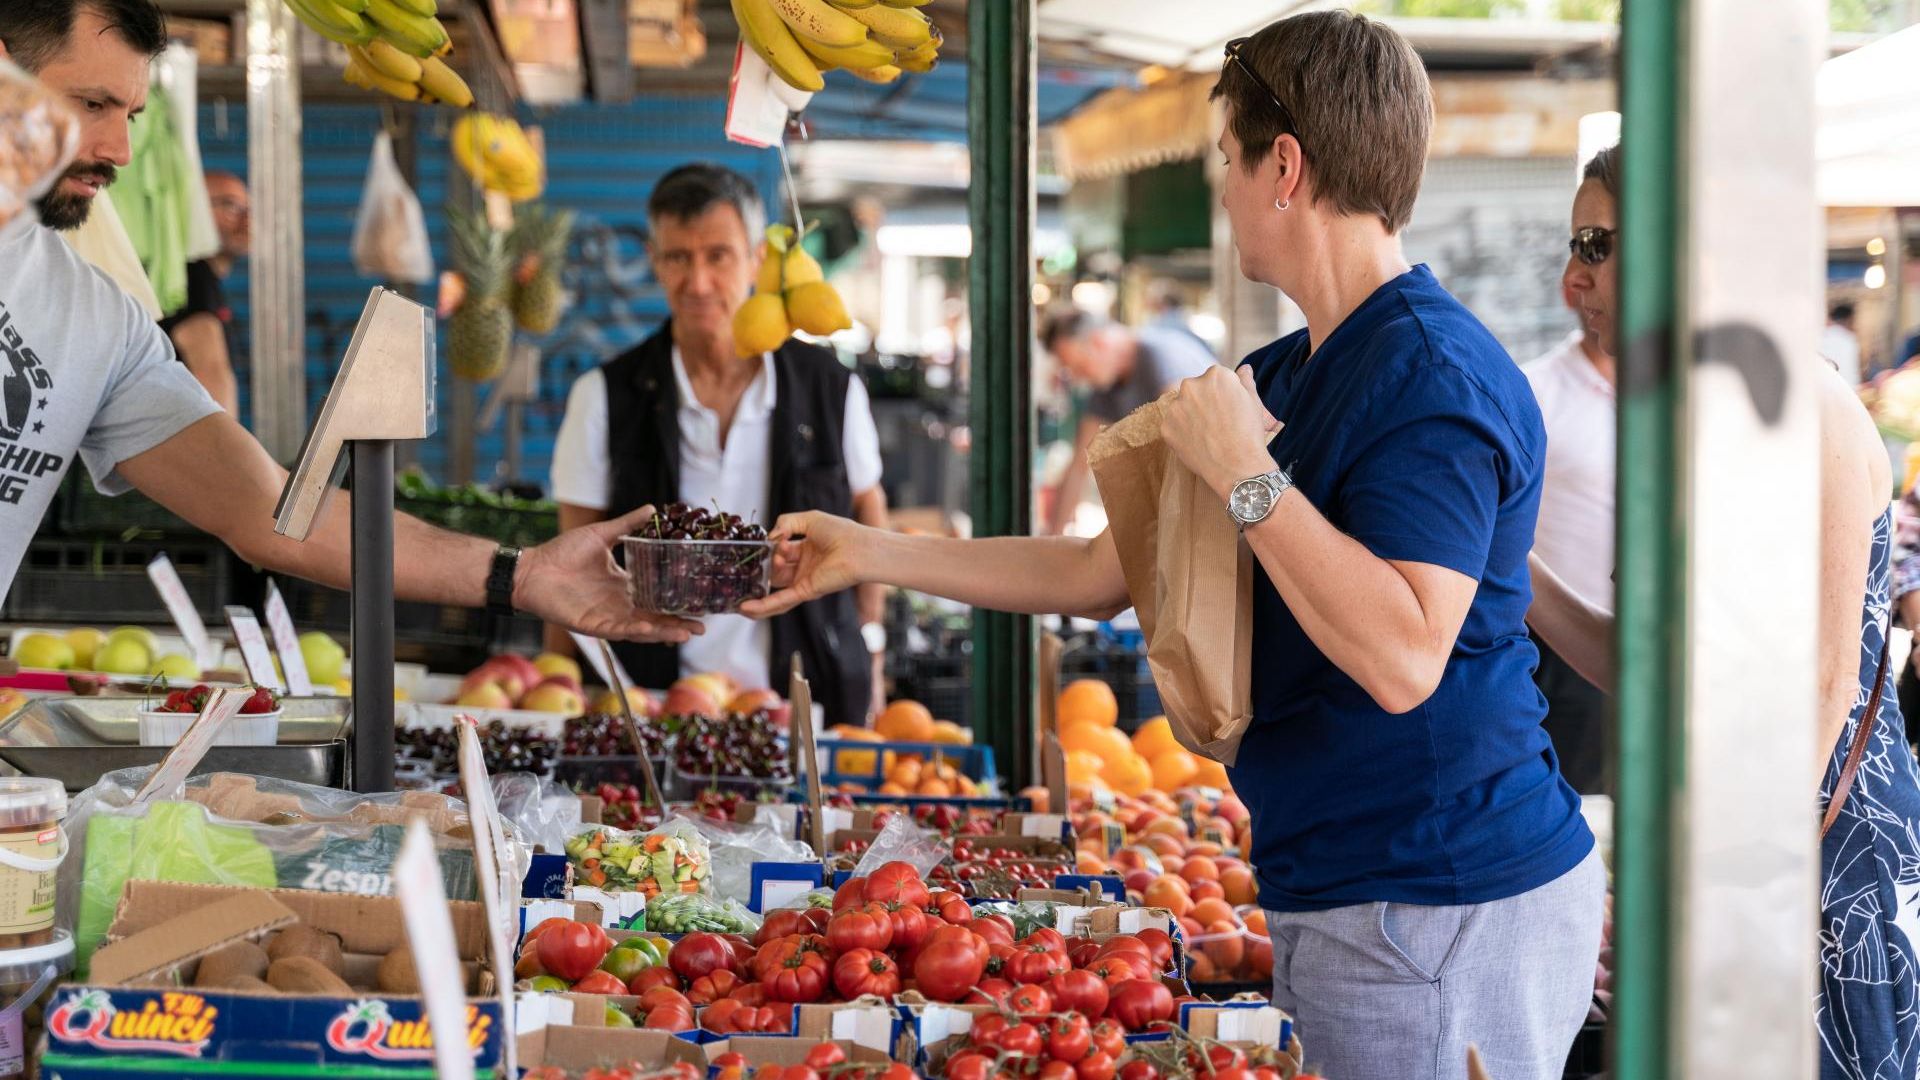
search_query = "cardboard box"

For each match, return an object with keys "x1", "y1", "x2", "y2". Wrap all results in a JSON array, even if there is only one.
[
  {"x1": 41, "y1": 880, "x2": 504, "y2": 1077},
  {"x1": 521, "y1": 1022, "x2": 709, "y2": 1074},
  {"x1": 165, "y1": 16, "x2": 231, "y2": 66},
  {"x1": 705, "y1": 1036, "x2": 894, "y2": 1068},
  {"x1": 891, "y1": 993, "x2": 997, "y2": 1069}
]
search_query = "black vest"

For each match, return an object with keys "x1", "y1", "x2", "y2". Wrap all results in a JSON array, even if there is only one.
[{"x1": 602, "y1": 322, "x2": 870, "y2": 726}]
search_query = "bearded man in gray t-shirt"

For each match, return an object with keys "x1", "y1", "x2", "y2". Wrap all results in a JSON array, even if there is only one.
[{"x1": 0, "y1": 0, "x2": 698, "y2": 646}]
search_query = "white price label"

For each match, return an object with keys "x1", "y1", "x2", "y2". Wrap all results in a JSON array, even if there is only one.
[
  {"x1": 224, "y1": 608, "x2": 283, "y2": 691},
  {"x1": 147, "y1": 554, "x2": 216, "y2": 668},
  {"x1": 830, "y1": 1006, "x2": 895, "y2": 1051},
  {"x1": 759, "y1": 878, "x2": 814, "y2": 913},
  {"x1": 724, "y1": 42, "x2": 812, "y2": 147},
  {"x1": 263, "y1": 581, "x2": 313, "y2": 695},
  {"x1": 1213, "y1": 1007, "x2": 1282, "y2": 1047},
  {"x1": 1019, "y1": 814, "x2": 1068, "y2": 839}
]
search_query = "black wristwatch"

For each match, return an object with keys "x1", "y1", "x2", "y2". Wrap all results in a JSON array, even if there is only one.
[{"x1": 486, "y1": 545, "x2": 522, "y2": 616}]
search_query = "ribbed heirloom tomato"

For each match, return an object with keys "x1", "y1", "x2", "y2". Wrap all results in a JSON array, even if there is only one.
[
  {"x1": 912, "y1": 936, "x2": 987, "y2": 1002},
  {"x1": 832, "y1": 948, "x2": 902, "y2": 999},
  {"x1": 862, "y1": 861, "x2": 933, "y2": 908},
  {"x1": 669, "y1": 932, "x2": 736, "y2": 982},
  {"x1": 827, "y1": 905, "x2": 894, "y2": 954},
  {"x1": 1106, "y1": 980, "x2": 1175, "y2": 1031}
]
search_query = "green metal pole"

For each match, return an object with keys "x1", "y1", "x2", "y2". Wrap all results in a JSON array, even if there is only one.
[
  {"x1": 1613, "y1": 0, "x2": 1685, "y2": 1075},
  {"x1": 967, "y1": 0, "x2": 1037, "y2": 788}
]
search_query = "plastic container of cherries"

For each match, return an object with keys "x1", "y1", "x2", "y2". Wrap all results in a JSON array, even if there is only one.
[
  {"x1": 138, "y1": 684, "x2": 282, "y2": 747},
  {"x1": 623, "y1": 503, "x2": 773, "y2": 616}
]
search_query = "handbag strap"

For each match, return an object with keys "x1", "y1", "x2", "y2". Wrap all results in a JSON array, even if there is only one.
[{"x1": 1822, "y1": 631, "x2": 1894, "y2": 838}]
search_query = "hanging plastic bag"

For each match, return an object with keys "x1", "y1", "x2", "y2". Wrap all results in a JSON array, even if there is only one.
[
  {"x1": 492, "y1": 772, "x2": 583, "y2": 854},
  {"x1": 852, "y1": 813, "x2": 948, "y2": 880},
  {"x1": 350, "y1": 131, "x2": 434, "y2": 284},
  {"x1": 0, "y1": 60, "x2": 80, "y2": 229}
]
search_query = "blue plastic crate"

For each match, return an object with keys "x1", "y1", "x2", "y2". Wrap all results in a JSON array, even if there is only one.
[{"x1": 814, "y1": 739, "x2": 998, "y2": 791}]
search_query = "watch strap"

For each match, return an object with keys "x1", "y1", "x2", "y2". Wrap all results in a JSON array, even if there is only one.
[{"x1": 486, "y1": 546, "x2": 522, "y2": 616}]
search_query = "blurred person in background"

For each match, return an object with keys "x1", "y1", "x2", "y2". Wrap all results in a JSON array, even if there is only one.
[
  {"x1": 1040, "y1": 309, "x2": 1216, "y2": 535},
  {"x1": 1822, "y1": 300, "x2": 1861, "y2": 387},
  {"x1": 157, "y1": 169, "x2": 246, "y2": 413}
]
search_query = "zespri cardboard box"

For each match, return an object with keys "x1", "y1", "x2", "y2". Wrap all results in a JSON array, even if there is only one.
[{"x1": 40, "y1": 880, "x2": 504, "y2": 1078}]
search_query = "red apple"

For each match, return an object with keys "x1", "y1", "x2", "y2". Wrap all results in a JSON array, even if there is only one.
[
  {"x1": 1123, "y1": 869, "x2": 1157, "y2": 895},
  {"x1": 494, "y1": 654, "x2": 543, "y2": 693},
  {"x1": 726, "y1": 688, "x2": 783, "y2": 715},
  {"x1": 664, "y1": 683, "x2": 722, "y2": 717},
  {"x1": 536, "y1": 674, "x2": 584, "y2": 699}
]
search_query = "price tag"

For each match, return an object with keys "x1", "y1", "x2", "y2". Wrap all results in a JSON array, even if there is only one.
[
  {"x1": 146, "y1": 554, "x2": 216, "y2": 669},
  {"x1": 1101, "y1": 823, "x2": 1125, "y2": 856},
  {"x1": 1213, "y1": 1006, "x2": 1282, "y2": 1047},
  {"x1": 224, "y1": 608, "x2": 283, "y2": 691},
  {"x1": 393, "y1": 818, "x2": 476, "y2": 1080},
  {"x1": 724, "y1": 42, "x2": 812, "y2": 147},
  {"x1": 759, "y1": 877, "x2": 814, "y2": 913},
  {"x1": 133, "y1": 687, "x2": 248, "y2": 804},
  {"x1": 918, "y1": 1005, "x2": 974, "y2": 1046},
  {"x1": 1019, "y1": 814, "x2": 1069, "y2": 839},
  {"x1": 263, "y1": 581, "x2": 313, "y2": 695}
]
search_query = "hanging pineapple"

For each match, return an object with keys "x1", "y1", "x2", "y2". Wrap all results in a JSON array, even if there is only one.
[
  {"x1": 509, "y1": 203, "x2": 576, "y2": 335},
  {"x1": 445, "y1": 206, "x2": 513, "y2": 381}
]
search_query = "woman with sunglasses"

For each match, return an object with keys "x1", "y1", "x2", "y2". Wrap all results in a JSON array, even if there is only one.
[
  {"x1": 747, "y1": 14, "x2": 1599, "y2": 1077},
  {"x1": 1531, "y1": 145, "x2": 1920, "y2": 1080}
]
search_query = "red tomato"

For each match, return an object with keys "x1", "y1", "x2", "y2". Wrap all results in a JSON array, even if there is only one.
[
  {"x1": 878, "y1": 1065, "x2": 916, "y2": 1080},
  {"x1": 688, "y1": 970, "x2": 742, "y2": 1005},
  {"x1": 536, "y1": 921, "x2": 612, "y2": 983},
  {"x1": 970, "y1": 1013, "x2": 1010, "y2": 1045},
  {"x1": 986, "y1": 943, "x2": 1018, "y2": 978},
  {"x1": 570, "y1": 970, "x2": 627, "y2": 996},
  {"x1": 1068, "y1": 942, "x2": 1103, "y2": 969},
  {"x1": 882, "y1": 903, "x2": 932, "y2": 957},
  {"x1": 948, "y1": 1051, "x2": 995, "y2": 1080},
  {"x1": 863, "y1": 861, "x2": 933, "y2": 908},
  {"x1": 800, "y1": 907, "x2": 833, "y2": 934},
  {"x1": 1009, "y1": 983, "x2": 1053, "y2": 1017},
  {"x1": 1084, "y1": 953, "x2": 1149, "y2": 988},
  {"x1": 670, "y1": 932, "x2": 737, "y2": 982},
  {"x1": 1024, "y1": 929, "x2": 1069, "y2": 954},
  {"x1": 637, "y1": 986, "x2": 691, "y2": 1013},
  {"x1": 1201, "y1": 1045, "x2": 1246, "y2": 1072},
  {"x1": 828, "y1": 906, "x2": 895, "y2": 954},
  {"x1": 1093, "y1": 937, "x2": 1152, "y2": 965},
  {"x1": 1007, "y1": 944, "x2": 1070, "y2": 985},
  {"x1": 832, "y1": 948, "x2": 903, "y2": 1000},
  {"x1": 627, "y1": 966, "x2": 681, "y2": 995},
  {"x1": 1253, "y1": 1068, "x2": 1283, "y2": 1080},
  {"x1": 925, "y1": 924, "x2": 989, "y2": 966},
  {"x1": 756, "y1": 910, "x2": 807, "y2": 947},
  {"x1": 1076, "y1": 1052, "x2": 1116, "y2": 1080},
  {"x1": 774, "y1": 1066, "x2": 819, "y2": 1080},
  {"x1": 913, "y1": 937, "x2": 988, "y2": 1002},
  {"x1": 643, "y1": 1005, "x2": 694, "y2": 1031},
  {"x1": 521, "y1": 916, "x2": 573, "y2": 949},
  {"x1": 975, "y1": 976, "x2": 1016, "y2": 1007},
  {"x1": 834, "y1": 876, "x2": 871, "y2": 911},
  {"x1": 1047, "y1": 969, "x2": 1110, "y2": 1021},
  {"x1": 703, "y1": 999, "x2": 743, "y2": 1032},
  {"x1": 1039, "y1": 1062, "x2": 1078, "y2": 1080},
  {"x1": 803, "y1": 1043, "x2": 848, "y2": 1070},
  {"x1": 730, "y1": 983, "x2": 769, "y2": 1007},
  {"x1": 1118, "y1": 1062, "x2": 1159, "y2": 1080},
  {"x1": 1045, "y1": 1015, "x2": 1091, "y2": 1062},
  {"x1": 723, "y1": 934, "x2": 758, "y2": 970},
  {"x1": 999, "y1": 1022, "x2": 1044, "y2": 1057},
  {"x1": 1106, "y1": 980, "x2": 1175, "y2": 1032},
  {"x1": 765, "y1": 949, "x2": 831, "y2": 1003},
  {"x1": 933, "y1": 892, "x2": 974, "y2": 924},
  {"x1": 1090, "y1": 1020, "x2": 1126, "y2": 1060},
  {"x1": 973, "y1": 915, "x2": 1017, "y2": 947},
  {"x1": 1134, "y1": 929, "x2": 1175, "y2": 972},
  {"x1": 1209, "y1": 1069, "x2": 1255, "y2": 1080}
]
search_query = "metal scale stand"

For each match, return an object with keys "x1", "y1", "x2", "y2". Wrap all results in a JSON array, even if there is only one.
[{"x1": 272, "y1": 288, "x2": 436, "y2": 792}]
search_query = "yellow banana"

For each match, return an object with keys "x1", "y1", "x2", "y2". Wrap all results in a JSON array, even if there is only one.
[
  {"x1": 843, "y1": 3, "x2": 930, "y2": 48},
  {"x1": 386, "y1": 0, "x2": 437, "y2": 14},
  {"x1": 894, "y1": 34, "x2": 938, "y2": 73},
  {"x1": 877, "y1": 0, "x2": 932, "y2": 6},
  {"x1": 356, "y1": 39, "x2": 423, "y2": 81},
  {"x1": 328, "y1": 0, "x2": 370, "y2": 14},
  {"x1": 731, "y1": 0, "x2": 824, "y2": 93},
  {"x1": 766, "y1": 0, "x2": 866, "y2": 46},
  {"x1": 416, "y1": 54, "x2": 473, "y2": 107},
  {"x1": 845, "y1": 63, "x2": 900, "y2": 84},
  {"x1": 343, "y1": 57, "x2": 420, "y2": 100},
  {"x1": 364, "y1": 0, "x2": 448, "y2": 57},
  {"x1": 285, "y1": 0, "x2": 374, "y2": 45},
  {"x1": 826, "y1": 0, "x2": 875, "y2": 7},
  {"x1": 797, "y1": 35, "x2": 895, "y2": 71}
]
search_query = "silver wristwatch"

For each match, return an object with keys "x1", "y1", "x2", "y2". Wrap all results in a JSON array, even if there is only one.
[{"x1": 1227, "y1": 468, "x2": 1293, "y2": 530}]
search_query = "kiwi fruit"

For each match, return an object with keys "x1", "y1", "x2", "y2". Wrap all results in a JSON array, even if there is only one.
[
  {"x1": 267, "y1": 925, "x2": 345, "y2": 975},
  {"x1": 219, "y1": 974, "x2": 276, "y2": 993},
  {"x1": 376, "y1": 947, "x2": 421, "y2": 994},
  {"x1": 266, "y1": 956, "x2": 353, "y2": 995},
  {"x1": 194, "y1": 941, "x2": 269, "y2": 988}
]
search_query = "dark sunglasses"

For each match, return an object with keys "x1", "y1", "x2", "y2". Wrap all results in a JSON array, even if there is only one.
[
  {"x1": 1224, "y1": 37, "x2": 1304, "y2": 152},
  {"x1": 1568, "y1": 226, "x2": 1614, "y2": 266}
]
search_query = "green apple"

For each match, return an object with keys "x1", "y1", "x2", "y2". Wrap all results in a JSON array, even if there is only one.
[
  {"x1": 63, "y1": 627, "x2": 104, "y2": 669},
  {"x1": 95, "y1": 637, "x2": 151, "y2": 675},
  {"x1": 148, "y1": 653, "x2": 200, "y2": 680},
  {"x1": 105, "y1": 626, "x2": 158, "y2": 653},
  {"x1": 297, "y1": 631, "x2": 346, "y2": 685},
  {"x1": 14, "y1": 633, "x2": 74, "y2": 670}
]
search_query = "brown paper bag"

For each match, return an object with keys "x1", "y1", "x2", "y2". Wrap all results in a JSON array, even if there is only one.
[{"x1": 1087, "y1": 398, "x2": 1255, "y2": 765}]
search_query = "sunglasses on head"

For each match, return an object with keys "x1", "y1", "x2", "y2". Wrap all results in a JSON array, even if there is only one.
[
  {"x1": 1224, "y1": 37, "x2": 1304, "y2": 153},
  {"x1": 1568, "y1": 226, "x2": 1614, "y2": 266}
]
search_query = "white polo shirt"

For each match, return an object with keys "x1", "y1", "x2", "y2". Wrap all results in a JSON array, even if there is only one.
[
  {"x1": 1523, "y1": 331, "x2": 1616, "y2": 607},
  {"x1": 550, "y1": 347, "x2": 883, "y2": 690}
]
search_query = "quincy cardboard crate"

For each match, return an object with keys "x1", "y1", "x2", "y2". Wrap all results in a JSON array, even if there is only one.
[{"x1": 41, "y1": 880, "x2": 505, "y2": 1078}]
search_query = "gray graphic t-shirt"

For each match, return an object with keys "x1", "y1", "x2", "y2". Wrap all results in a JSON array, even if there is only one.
[
  {"x1": 1084, "y1": 326, "x2": 1218, "y2": 423},
  {"x1": 0, "y1": 214, "x2": 219, "y2": 589}
]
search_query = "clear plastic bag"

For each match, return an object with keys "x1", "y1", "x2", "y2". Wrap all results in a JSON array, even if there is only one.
[
  {"x1": 0, "y1": 60, "x2": 78, "y2": 229},
  {"x1": 851, "y1": 813, "x2": 948, "y2": 880},
  {"x1": 491, "y1": 772, "x2": 582, "y2": 853},
  {"x1": 669, "y1": 812, "x2": 815, "y2": 902},
  {"x1": 642, "y1": 891, "x2": 763, "y2": 935},
  {"x1": 563, "y1": 817, "x2": 713, "y2": 897},
  {"x1": 60, "y1": 769, "x2": 524, "y2": 972},
  {"x1": 350, "y1": 131, "x2": 434, "y2": 284}
]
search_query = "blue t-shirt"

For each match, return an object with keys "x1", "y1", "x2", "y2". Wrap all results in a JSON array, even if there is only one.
[{"x1": 1227, "y1": 265, "x2": 1593, "y2": 913}]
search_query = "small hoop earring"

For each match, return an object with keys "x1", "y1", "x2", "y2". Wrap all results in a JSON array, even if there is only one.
[{"x1": 1274, "y1": 198, "x2": 1290, "y2": 211}]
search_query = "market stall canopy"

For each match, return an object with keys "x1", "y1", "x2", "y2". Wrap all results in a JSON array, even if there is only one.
[{"x1": 1817, "y1": 21, "x2": 1920, "y2": 207}]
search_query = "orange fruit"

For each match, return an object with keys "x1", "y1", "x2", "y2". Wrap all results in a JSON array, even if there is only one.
[
  {"x1": 1058, "y1": 679, "x2": 1119, "y2": 729},
  {"x1": 1143, "y1": 877, "x2": 1192, "y2": 917},
  {"x1": 1186, "y1": 952, "x2": 1218, "y2": 983},
  {"x1": 1131, "y1": 717, "x2": 1179, "y2": 759},
  {"x1": 888, "y1": 758, "x2": 923, "y2": 789},
  {"x1": 929, "y1": 719, "x2": 974, "y2": 745},
  {"x1": 1242, "y1": 910, "x2": 1268, "y2": 936},
  {"x1": 1150, "y1": 749, "x2": 1200, "y2": 792},
  {"x1": 876, "y1": 700, "x2": 935, "y2": 742},
  {"x1": 1188, "y1": 879, "x2": 1225, "y2": 903},
  {"x1": 1221, "y1": 867, "x2": 1257, "y2": 907},
  {"x1": 1061, "y1": 722, "x2": 1133, "y2": 764},
  {"x1": 1188, "y1": 841, "x2": 1224, "y2": 858},
  {"x1": 1200, "y1": 919, "x2": 1245, "y2": 972},
  {"x1": 1066, "y1": 750, "x2": 1106, "y2": 786},
  {"x1": 1191, "y1": 897, "x2": 1235, "y2": 927},
  {"x1": 1192, "y1": 756, "x2": 1230, "y2": 791},
  {"x1": 916, "y1": 777, "x2": 953, "y2": 797},
  {"x1": 878, "y1": 782, "x2": 909, "y2": 796},
  {"x1": 1102, "y1": 751, "x2": 1153, "y2": 797},
  {"x1": 1180, "y1": 856, "x2": 1221, "y2": 886},
  {"x1": 1160, "y1": 854, "x2": 1186, "y2": 878},
  {"x1": 1144, "y1": 834, "x2": 1184, "y2": 858},
  {"x1": 1143, "y1": 816, "x2": 1190, "y2": 841},
  {"x1": 1179, "y1": 916, "x2": 1205, "y2": 940},
  {"x1": 1077, "y1": 851, "x2": 1111, "y2": 875}
]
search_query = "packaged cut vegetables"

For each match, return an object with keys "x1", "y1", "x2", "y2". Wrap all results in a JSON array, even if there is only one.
[
  {"x1": 641, "y1": 892, "x2": 760, "y2": 935},
  {"x1": 564, "y1": 818, "x2": 712, "y2": 897}
]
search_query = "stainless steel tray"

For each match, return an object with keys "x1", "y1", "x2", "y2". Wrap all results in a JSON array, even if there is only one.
[{"x1": 0, "y1": 695, "x2": 353, "y2": 792}]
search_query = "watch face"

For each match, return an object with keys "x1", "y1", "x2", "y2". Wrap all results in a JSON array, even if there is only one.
[{"x1": 1230, "y1": 480, "x2": 1274, "y2": 522}]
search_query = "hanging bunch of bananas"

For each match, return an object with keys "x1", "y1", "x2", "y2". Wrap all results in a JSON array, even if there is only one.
[
  {"x1": 282, "y1": 0, "x2": 474, "y2": 106},
  {"x1": 451, "y1": 113, "x2": 543, "y2": 203},
  {"x1": 733, "y1": 223, "x2": 853, "y2": 357},
  {"x1": 731, "y1": 0, "x2": 940, "y2": 93}
]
